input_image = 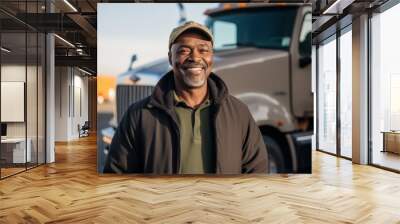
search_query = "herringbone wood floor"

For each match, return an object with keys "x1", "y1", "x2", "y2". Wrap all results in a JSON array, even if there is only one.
[{"x1": 1, "y1": 134, "x2": 400, "y2": 224}]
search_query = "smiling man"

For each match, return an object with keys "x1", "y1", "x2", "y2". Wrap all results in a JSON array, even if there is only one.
[{"x1": 103, "y1": 21, "x2": 268, "y2": 174}]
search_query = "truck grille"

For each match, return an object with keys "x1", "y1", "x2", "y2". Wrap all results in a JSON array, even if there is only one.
[{"x1": 116, "y1": 85, "x2": 154, "y2": 122}]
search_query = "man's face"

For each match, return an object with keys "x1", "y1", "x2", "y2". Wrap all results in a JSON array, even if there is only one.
[{"x1": 169, "y1": 32, "x2": 213, "y2": 88}]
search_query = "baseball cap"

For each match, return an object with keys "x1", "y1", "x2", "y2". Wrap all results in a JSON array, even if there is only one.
[{"x1": 169, "y1": 21, "x2": 214, "y2": 50}]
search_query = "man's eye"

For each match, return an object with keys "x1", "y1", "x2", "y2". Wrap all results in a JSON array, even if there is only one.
[
  {"x1": 178, "y1": 49, "x2": 190, "y2": 54},
  {"x1": 199, "y1": 49, "x2": 209, "y2": 53}
]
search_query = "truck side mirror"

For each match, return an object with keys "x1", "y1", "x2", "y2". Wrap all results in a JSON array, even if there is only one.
[
  {"x1": 299, "y1": 32, "x2": 311, "y2": 68},
  {"x1": 128, "y1": 54, "x2": 138, "y2": 71},
  {"x1": 299, "y1": 56, "x2": 311, "y2": 68}
]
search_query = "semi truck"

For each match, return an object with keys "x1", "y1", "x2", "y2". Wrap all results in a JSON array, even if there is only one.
[{"x1": 101, "y1": 3, "x2": 313, "y2": 173}]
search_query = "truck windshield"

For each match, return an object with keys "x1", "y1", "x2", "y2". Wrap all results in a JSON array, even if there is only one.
[{"x1": 205, "y1": 7, "x2": 297, "y2": 51}]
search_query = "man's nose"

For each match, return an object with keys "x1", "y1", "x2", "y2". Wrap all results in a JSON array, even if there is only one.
[{"x1": 188, "y1": 49, "x2": 201, "y2": 62}]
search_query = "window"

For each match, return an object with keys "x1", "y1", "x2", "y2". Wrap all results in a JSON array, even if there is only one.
[
  {"x1": 317, "y1": 35, "x2": 337, "y2": 154},
  {"x1": 213, "y1": 21, "x2": 237, "y2": 50},
  {"x1": 299, "y1": 13, "x2": 312, "y2": 57},
  {"x1": 206, "y1": 7, "x2": 297, "y2": 51},
  {"x1": 0, "y1": 1, "x2": 46, "y2": 179},
  {"x1": 390, "y1": 75, "x2": 400, "y2": 130},
  {"x1": 339, "y1": 27, "x2": 352, "y2": 158},
  {"x1": 371, "y1": 3, "x2": 400, "y2": 171}
]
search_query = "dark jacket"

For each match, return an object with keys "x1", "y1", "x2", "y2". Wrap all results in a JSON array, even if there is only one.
[{"x1": 103, "y1": 71, "x2": 268, "y2": 174}]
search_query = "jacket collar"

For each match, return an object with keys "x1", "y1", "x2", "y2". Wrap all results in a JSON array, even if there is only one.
[{"x1": 148, "y1": 70, "x2": 228, "y2": 111}]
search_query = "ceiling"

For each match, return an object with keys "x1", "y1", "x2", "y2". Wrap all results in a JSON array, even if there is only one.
[
  {"x1": 0, "y1": 0, "x2": 99, "y2": 74},
  {"x1": 311, "y1": 0, "x2": 391, "y2": 44}
]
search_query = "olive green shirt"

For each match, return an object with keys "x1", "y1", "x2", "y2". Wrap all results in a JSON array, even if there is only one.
[{"x1": 173, "y1": 91, "x2": 215, "y2": 174}]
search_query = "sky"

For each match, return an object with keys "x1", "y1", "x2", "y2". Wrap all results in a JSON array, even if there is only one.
[{"x1": 98, "y1": 3, "x2": 219, "y2": 76}]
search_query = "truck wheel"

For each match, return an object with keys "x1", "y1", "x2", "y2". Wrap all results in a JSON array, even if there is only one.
[{"x1": 262, "y1": 135, "x2": 286, "y2": 173}]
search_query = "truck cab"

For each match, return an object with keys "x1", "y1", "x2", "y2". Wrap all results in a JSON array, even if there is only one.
[{"x1": 102, "y1": 3, "x2": 313, "y2": 173}]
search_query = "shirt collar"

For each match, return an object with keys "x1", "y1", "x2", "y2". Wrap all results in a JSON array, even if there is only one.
[{"x1": 173, "y1": 90, "x2": 211, "y2": 108}]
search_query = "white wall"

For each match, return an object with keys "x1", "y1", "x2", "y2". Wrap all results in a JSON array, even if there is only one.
[
  {"x1": 1, "y1": 63, "x2": 46, "y2": 164},
  {"x1": 54, "y1": 66, "x2": 89, "y2": 141},
  {"x1": 1, "y1": 65, "x2": 31, "y2": 138},
  {"x1": 54, "y1": 66, "x2": 69, "y2": 141}
]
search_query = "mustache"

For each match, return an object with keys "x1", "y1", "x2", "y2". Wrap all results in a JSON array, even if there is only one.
[{"x1": 182, "y1": 61, "x2": 207, "y2": 69}]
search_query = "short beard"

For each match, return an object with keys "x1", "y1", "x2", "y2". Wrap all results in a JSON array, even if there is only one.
[{"x1": 179, "y1": 68, "x2": 206, "y2": 88}]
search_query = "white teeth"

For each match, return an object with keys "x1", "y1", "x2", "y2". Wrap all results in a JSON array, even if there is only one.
[{"x1": 187, "y1": 68, "x2": 202, "y2": 71}]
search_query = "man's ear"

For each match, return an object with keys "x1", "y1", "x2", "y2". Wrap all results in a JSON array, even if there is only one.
[{"x1": 168, "y1": 51, "x2": 172, "y2": 65}]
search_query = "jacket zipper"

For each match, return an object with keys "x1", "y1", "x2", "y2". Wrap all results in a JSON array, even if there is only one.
[
  {"x1": 212, "y1": 104, "x2": 221, "y2": 174},
  {"x1": 173, "y1": 119, "x2": 181, "y2": 173},
  {"x1": 167, "y1": 110, "x2": 181, "y2": 173}
]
